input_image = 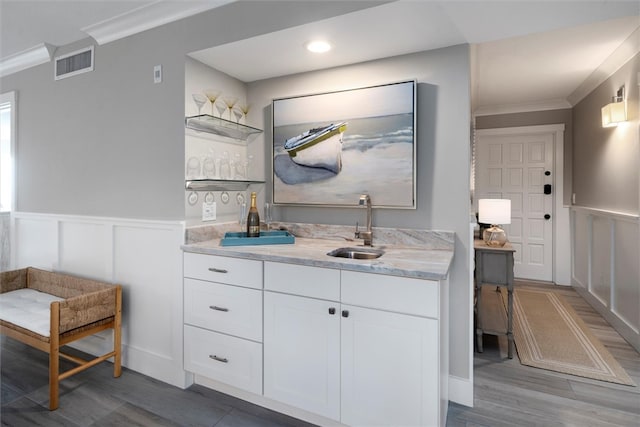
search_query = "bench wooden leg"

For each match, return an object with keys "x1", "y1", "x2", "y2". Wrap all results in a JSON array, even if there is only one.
[
  {"x1": 49, "y1": 302, "x2": 60, "y2": 410},
  {"x1": 113, "y1": 286, "x2": 122, "y2": 378}
]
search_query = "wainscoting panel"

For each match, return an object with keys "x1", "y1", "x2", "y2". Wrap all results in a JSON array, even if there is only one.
[
  {"x1": 13, "y1": 216, "x2": 58, "y2": 270},
  {"x1": 1, "y1": 213, "x2": 10, "y2": 271},
  {"x1": 59, "y1": 221, "x2": 111, "y2": 281},
  {"x1": 572, "y1": 211, "x2": 589, "y2": 288},
  {"x1": 591, "y1": 216, "x2": 612, "y2": 306},
  {"x1": 613, "y1": 220, "x2": 640, "y2": 334},
  {"x1": 113, "y1": 224, "x2": 188, "y2": 386},
  {"x1": 9, "y1": 212, "x2": 190, "y2": 388},
  {"x1": 571, "y1": 207, "x2": 640, "y2": 352}
]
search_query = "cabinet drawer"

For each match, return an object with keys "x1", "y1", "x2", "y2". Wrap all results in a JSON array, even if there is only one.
[
  {"x1": 184, "y1": 252, "x2": 262, "y2": 289},
  {"x1": 264, "y1": 261, "x2": 340, "y2": 301},
  {"x1": 184, "y1": 325, "x2": 262, "y2": 394},
  {"x1": 184, "y1": 278, "x2": 262, "y2": 342},
  {"x1": 341, "y1": 271, "x2": 439, "y2": 318}
]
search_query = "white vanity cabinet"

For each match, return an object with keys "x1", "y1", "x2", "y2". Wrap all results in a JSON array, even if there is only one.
[
  {"x1": 263, "y1": 262, "x2": 446, "y2": 427},
  {"x1": 183, "y1": 251, "x2": 448, "y2": 427},
  {"x1": 183, "y1": 252, "x2": 263, "y2": 394}
]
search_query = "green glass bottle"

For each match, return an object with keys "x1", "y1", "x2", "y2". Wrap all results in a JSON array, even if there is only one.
[{"x1": 246, "y1": 192, "x2": 260, "y2": 237}]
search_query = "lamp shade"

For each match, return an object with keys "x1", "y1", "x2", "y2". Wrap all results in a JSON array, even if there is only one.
[
  {"x1": 601, "y1": 102, "x2": 627, "y2": 127},
  {"x1": 478, "y1": 199, "x2": 511, "y2": 225}
]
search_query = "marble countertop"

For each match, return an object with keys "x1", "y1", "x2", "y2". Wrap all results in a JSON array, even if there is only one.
[{"x1": 182, "y1": 224, "x2": 454, "y2": 280}]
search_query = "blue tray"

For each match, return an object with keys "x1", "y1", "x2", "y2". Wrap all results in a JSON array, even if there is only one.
[{"x1": 220, "y1": 230, "x2": 295, "y2": 246}]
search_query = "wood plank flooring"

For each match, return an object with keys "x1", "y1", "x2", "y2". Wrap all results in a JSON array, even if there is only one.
[
  {"x1": 448, "y1": 281, "x2": 640, "y2": 427},
  {"x1": 0, "y1": 337, "x2": 315, "y2": 427},
  {"x1": 1, "y1": 281, "x2": 638, "y2": 426}
]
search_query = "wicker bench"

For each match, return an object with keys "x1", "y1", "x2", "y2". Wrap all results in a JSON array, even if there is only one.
[{"x1": 0, "y1": 267, "x2": 122, "y2": 410}]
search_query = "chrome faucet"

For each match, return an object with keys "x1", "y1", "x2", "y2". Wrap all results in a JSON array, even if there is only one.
[{"x1": 355, "y1": 194, "x2": 373, "y2": 246}]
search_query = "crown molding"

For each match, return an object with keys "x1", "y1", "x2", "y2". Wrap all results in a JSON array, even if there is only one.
[
  {"x1": 0, "y1": 1, "x2": 234, "y2": 77},
  {"x1": 0, "y1": 43, "x2": 54, "y2": 77},
  {"x1": 568, "y1": 26, "x2": 640, "y2": 106},
  {"x1": 473, "y1": 98, "x2": 572, "y2": 117},
  {"x1": 82, "y1": 0, "x2": 234, "y2": 45}
]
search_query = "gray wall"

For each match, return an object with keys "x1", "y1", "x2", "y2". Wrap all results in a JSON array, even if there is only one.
[
  {"x1": 572, "y1": 53, "x2": 639, "y2": 215},
  {"x1": 0, "y1": 1, "x2": 472, "y2": 385},
  {"x1": 476, "y1": 109, "x2": 573, "y2": 206},
  {"x1": 249, "y1": 45, "x2": 472, "y2": 379},
  {"x1": 0, "y1": 1, "x2": 386, "y2": 219}
]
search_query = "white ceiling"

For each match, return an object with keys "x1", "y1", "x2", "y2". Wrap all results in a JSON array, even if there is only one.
[{"x1": 1, "y1": 1, "x2": 639, "y2": 114}]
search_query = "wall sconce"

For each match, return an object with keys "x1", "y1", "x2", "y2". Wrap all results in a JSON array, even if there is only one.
[
  {"x1": 478, "y1": 199, "x2": 511, "y2": 247},
  {"x1": 601, "y1": 86, "x2": 627, "y2": 128}
]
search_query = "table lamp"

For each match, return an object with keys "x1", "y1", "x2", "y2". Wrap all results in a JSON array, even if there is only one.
[{"x1": 478, "y1": 199, "x2": 511, "y2": 247}]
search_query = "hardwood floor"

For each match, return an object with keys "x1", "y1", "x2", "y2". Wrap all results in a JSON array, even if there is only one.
[
  {"x1": 0, "y1": 337, "x2": 315, "y2": 427},
  {"x1": 2, "y1": 282, "x2": 638, "y2": 426},
  {"x1": 448, "y1": 281, "x2": 640, "y2": 427}
]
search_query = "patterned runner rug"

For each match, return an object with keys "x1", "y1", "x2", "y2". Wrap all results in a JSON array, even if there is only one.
[{"x1": 505, "y1": 287, "x2": 635, "y2": 386}]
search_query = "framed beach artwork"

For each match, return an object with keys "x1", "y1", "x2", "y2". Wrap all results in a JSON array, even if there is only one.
[{"x1": 272, "y1": 80, "x2": 416, "y2": 208}]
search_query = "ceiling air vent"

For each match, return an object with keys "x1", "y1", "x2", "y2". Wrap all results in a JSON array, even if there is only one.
[{"x1": 54, "y1": 46, "x2": 94, "y2": 80}]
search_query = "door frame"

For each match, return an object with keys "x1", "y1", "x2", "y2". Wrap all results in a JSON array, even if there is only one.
[{"x1": 475, "y1": 124, "x2": 570, "y2": 285}]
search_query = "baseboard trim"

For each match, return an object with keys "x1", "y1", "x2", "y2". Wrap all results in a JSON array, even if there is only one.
[
  {"x1": 448, "y1": 375, "x2": 473, "y2": 407},
  {"x1": 573, "y1": 284, "x2": 640, "y2": 353},
  {"x1": 195, "y1": 375, "x2": 346, "y2": 427}
]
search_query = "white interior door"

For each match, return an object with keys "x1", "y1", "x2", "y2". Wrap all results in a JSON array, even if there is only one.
[{"x1": 476, "y1": 131, "x2": 554, "y2": 281}]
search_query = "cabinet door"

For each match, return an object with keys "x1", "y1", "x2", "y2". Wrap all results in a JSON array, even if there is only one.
[
  {"x1": 263, "y1": 292, "x2": 340, "y2": 420},
  {"x1": 341, "y1": 305, "x2": 439, "y2": 427}
]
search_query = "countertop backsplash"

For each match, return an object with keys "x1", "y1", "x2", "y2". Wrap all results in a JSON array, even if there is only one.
[{"x1": 185, "y1": 221, "x2": 454, "y2": 250}]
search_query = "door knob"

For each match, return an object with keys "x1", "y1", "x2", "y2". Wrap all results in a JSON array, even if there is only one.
[
  {"x1": 342, "y1": 310, "x2": 350, "y2": 318},
  {"x1": 544, "y1": 214, "x2": 551, "y2": 220}
]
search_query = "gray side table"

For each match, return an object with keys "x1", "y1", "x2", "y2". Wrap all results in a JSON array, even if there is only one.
[{"x1": 474, "y1": 239, "x2": 516, "y2": 359}]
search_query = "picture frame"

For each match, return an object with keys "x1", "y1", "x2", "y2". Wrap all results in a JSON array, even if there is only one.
[{"x1": 272, "y1": 80, "x2": 416, "y2": 208}]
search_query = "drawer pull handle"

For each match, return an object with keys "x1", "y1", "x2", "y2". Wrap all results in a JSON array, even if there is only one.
[
  {"x1": 209, "y1": 305, "x2": 229, "y2": 312},
  {"x1": 208, "y1": 267, "x2": 228, "y2": 274},
  {"x1": 209, "y1": 355, "x2": 228, "y2": 363}
]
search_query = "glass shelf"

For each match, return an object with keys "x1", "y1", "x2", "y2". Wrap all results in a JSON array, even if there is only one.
[
  {"x1": 185, "y1": 179, "x2": 265, "y2": 192},
  {"x1": 185, "y1": 114, "x2": 262, "y2": 143}
]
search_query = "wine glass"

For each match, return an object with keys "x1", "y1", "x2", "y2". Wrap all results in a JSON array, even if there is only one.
[
  {"x1": 215, "y1": 100, "x2": 227, "y2": 119},
  {"x1": 238, "y1": 202, "x2": 247, "y2": 231},
  {"x1": 192, "y1": 94, "x2": 207, "y2": 115},
  {"x1": 264, "y1": 203, "x2": 273, "y2": 231},
  {"x1": 186, "y1": 157, "x2": 200, "y2": 179},
  {"x1": 232, "y1": 106, "x2": 243, "y2": 124},
  {"x1": 202, "y1": 156, "x2": 215, "y2": 178},
  {"x1": 243, "y1": 154, "x2": 253, "y2": 180},
  {"x1": 240, "y1": 103, "x2": 250, "y2": 123},
  {"x1": 219, "y1": 151, "x2": 230, "y2": 179},
  {"x1": 233, "y1": 152, "x2": 243, "y2": 179},
  {"x1": 223, "y1": 96, "x2": 238, "y2": 120},
  {"x1": 204, "y1": 89, "x2": 221, "y2": 116}
]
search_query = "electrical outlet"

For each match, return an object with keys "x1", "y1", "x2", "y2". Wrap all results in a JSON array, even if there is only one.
[
  {"x1": 153, "y1": 65, "x2": 162, "y2": 83},
  {"x1": 202, "y1": 202, "x2": 216, "y2": 221}
]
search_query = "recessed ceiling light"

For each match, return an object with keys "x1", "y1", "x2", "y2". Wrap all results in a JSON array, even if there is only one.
[{"x1": 305, "y1": 40, "x2": 332, "y2": 53}]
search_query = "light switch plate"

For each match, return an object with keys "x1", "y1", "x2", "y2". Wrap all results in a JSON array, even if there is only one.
[{"x1": 153, "y1": 65, "x2": 162, "y2": 83}]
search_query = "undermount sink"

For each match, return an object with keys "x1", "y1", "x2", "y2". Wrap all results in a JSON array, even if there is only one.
[{"x1": 327, "y1": 247, "x2": 384, "y2": 260}]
